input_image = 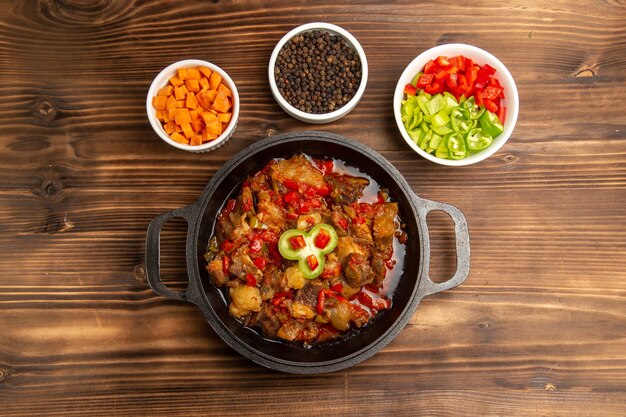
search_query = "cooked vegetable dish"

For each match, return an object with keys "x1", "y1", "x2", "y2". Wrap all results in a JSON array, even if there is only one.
[{"x1": 205, "y1": 154, "x2": 406, "y2": 344}]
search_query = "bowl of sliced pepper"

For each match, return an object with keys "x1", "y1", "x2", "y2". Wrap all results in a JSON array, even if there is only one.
[{"x1": 394, "y1": 43, "x2": 519, "y2": 165}]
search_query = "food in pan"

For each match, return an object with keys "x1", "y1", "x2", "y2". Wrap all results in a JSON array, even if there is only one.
[
  {"x1": 151, "y1": 66, "x2": 233, "y2": 146},
  {"x1": 204, "y1": 154, "x2": 407, "y2": 344},
  {"x1": 401, "y1": 55, "x2": 505, "y2": 159}
]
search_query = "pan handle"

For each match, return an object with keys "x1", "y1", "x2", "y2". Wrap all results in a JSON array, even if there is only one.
[
  {"x1": 145, "y1": 204, "x2": 199, "y2": 304},
  {"x1": 412, "y1": 193, "x2": 470, "y2": 297}
]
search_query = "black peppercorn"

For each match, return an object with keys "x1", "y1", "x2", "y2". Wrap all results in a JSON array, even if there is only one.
[{"x1": 275, "y1": 29, "x2": 362, "y2": 114}]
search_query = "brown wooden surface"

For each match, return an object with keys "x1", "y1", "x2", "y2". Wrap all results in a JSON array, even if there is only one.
[{"x1": 1, "y1": 0, "x2": 625, "y2": 415}]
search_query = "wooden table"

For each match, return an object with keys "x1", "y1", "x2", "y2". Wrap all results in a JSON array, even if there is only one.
[{"x1": 1, "y1": 1, "x2": 625, "y2": 415}]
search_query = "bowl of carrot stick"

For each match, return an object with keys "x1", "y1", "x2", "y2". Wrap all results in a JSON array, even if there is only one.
[{"x1": 147, "y1": 59, "x2": 239, "y2": 152}]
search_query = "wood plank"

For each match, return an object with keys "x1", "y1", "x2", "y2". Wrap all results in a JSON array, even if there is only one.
[{"x1": 0, "y1": 0, "x2": 625, "y2": 416}]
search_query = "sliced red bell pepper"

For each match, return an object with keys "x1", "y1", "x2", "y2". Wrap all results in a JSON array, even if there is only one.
[
  {"x1": 484, "y1": 99, "x2": 498, "y2": 114},
  {"x1": 289, "y1": 235, "x2": 306, "y2": 249},
  {"x1": 298, "y1": 200, "x2": 311, "y2": 214},
  {"x1": 224, "y1": 198, "x2": 236, "y2": 214},
  {"x1": 249, "y1": 237, "x2": 263, "y2": 253},
  {"x1": 450, "y1": 55, "x2": 466, "y2": 72},
  {"x1": 466, "y1": 65, "x2": 479, "y2": 87},
  {"x1": 330, "y1": 283, "x2": 343, "y2": 294},
  {"x1": 245, "y1": 273, "x2": 257, "y2": 287},
  {"x1": 283, "y1": 179, "x2": 299, "y2": 191},
  {"x1": 474, "y1": 88, "x2": 484, "y2": 107},
  {"x1": 404, "y1": 83, "x2": 417, "y2": 96},
  {"x1": 222, "y1": 255, "x2": 230, "y2": 275},
  {"x1": 497, "y1": 106, "x2": 507, "y2": 124},
  {"x1": 316, "y1": 288, "x2": 325, "y2": 314},
  {"x1": 446, "y1": 73, "x2": 458, "y2": 90},
  {"x1": 482, "y1": 63, "x2": 497, "y2": 75},
  {"x1": 423, "y1": 59, "x2": 438, "y2": 74},
  {"x1": 253, "y1": 257, "x2": 266, "y2": 270},
  {"x1": 434, "y1": 69, "x2": 449, "y2": 82},
  {"x1": 284, "y1": 190, "x2": 298, "y2": 205},
  {"x1": 416, "y1": 73, "x2": 434, "y2": 88},
  {"x1": 424, "y1": 82, "x2": 443, "y2": 94},
  {"x1": 353, "y1": 215, "x2": 366, "y2": 225},
  {"x1": 314, "y1": 229, "x2": 331, "y2": 249},
  {"x1": 306, "y1": 254, "x2": 319, "y2": 271},
  {"x1": 483, "y1": 86, "x2": 503, "y2": 101},
  {"x1": 261, "y1": 229, "x2": 279, "y2": 243},
  {"x1": 221, "y1": 239, "x2": 235, "y2": 253},
  {"x1": 436, "y1": 56, "x2": 450, "y2": 68}
]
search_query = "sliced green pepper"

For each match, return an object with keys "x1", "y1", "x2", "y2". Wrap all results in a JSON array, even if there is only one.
[
  {"x1": 435, "y1": 137, "x2": 450, "y2": 159},
  {"x1": 446, "y1": 132, "x2": 467, "y2": 160},
  {"x1": 479, "y1": 110, "x2": 504, "y2": 138},
  {"x1": 465, "y1": 128, "x2": 493, "y2": 151},
  {"x1": 278, "y1": 223, "x2": 338, "y2": 279}
]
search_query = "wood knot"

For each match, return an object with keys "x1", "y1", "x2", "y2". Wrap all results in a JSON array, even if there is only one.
[
  {"x1": 39, "y1": 0, "x2": 132, "y2": 26},
  {"x1": 0, "y1": 369, "x2": 7, "y2": 382},
  {"x1": 40, "y1": 177, "x2": 62, "y2": 198},
  {"x1": 33, "y1": 97, "x2": 57, "y2": 124},
  {"x1": 266, "y1": 128, "x2": 277, "y2": 137},
  {"x1": 134, "y1": 264, "x2": 146, "y2": 280},
  {"x1": 545, "y1": 383, "x2": 556, "y2": 392},
  {"x1": 478, "y1": 321, "x2": 494, "y2": 329},
  {"x1": 504, "y1": 154, "x2": 518, "y2": 163}
]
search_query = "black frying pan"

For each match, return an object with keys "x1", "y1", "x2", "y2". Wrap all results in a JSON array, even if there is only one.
[{"x1": 145, "y1": 131, "x2": 470, "y2": 374}]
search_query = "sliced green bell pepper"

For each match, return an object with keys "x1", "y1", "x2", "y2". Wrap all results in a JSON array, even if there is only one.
[{"x1": 278, "y1": 223, "x2": 338, "y2": 279}]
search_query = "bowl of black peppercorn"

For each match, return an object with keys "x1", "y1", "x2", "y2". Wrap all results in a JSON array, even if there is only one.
[{"x1": 269, "y1": 22, "x2": 368, "y2": 124}]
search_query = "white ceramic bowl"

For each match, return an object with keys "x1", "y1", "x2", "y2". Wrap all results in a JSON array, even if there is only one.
[
  {"x1": 394, "y1": 44, "x2": 519, "y2": 166},
  {"x1": 146, "y1": 59, "x2": 239, "y2": 153},
  {"x1": 268, "y1": 22, "x2": 368, "y2": 124}
]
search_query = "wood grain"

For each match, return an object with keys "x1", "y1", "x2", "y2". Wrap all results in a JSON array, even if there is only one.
[{"x1": 1, "y1": 0, "x2": 625, "y2": 415}]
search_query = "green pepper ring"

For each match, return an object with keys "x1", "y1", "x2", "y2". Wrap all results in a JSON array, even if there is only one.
[{"x1": 278, "y1": 223, "x2": 339, "y2": 279}]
